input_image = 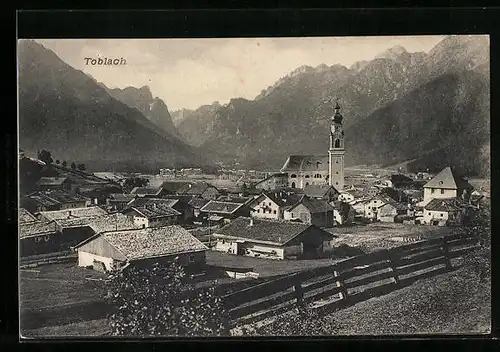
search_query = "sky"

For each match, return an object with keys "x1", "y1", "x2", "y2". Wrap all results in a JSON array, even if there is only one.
[{"x1": 35, "y1": 36, "x2": 446, "y2": 111}]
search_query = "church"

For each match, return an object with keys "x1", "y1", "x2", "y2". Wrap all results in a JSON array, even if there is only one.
[{"x1": 280, "y1": 102, "x2": 345, "y2": 191}]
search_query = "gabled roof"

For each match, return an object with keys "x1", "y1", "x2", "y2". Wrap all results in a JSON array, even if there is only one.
[
  {"x1": 125, "y1": 204, "x2": 181, "y2": 219},
  {"x1": 199, "y1": 200, "x2": 244, "y2": 214},
  {"x1": 76, "y1": 226, "x2": 208, "y2": 261},
  {"x1": 303, "y1": 184, "x2": 339, "y2": 198},
  {"x1": 424, "y1": 167, "x2": 473, "y2": 190},
  {"x1": 280, "y1": 155, "x2": 329, "y2": 172},
  {"x1": 216, "y1": 195, "x2": 252, "y2": 204},
  {"x1": 19, "y1": 208, "x2": 38, "y2": 223},
  {"x1": 287, "y1": 198, "x2": 334, "y2": 214},
  {"x1": 39, "y1": 206, "x2": 108, "y2": 221},
  {"x1": 130, "y1": 187, "x2": 162, "y2": 196},
  {"x1": 37, "y1": 177, "x2": 70, "y2": 186},
  {"x1": 214, "y1": 217, "x2": 334, "y2": 246},
  {"x1": 424, "y1": 198, "x2": 465, "y2": 212},
  {"x1": 254, "y1": 173, "x2": 288, "y2": 186},
  {"x1": 161, "y1": 181, "x2": 191, "y2": 194}
]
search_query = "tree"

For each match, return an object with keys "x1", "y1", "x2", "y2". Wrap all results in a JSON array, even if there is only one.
[
  {"x1": 37, "y1": 149, "x2": 53, "y2": 165},
  {"x1": 62, "y1": 161, "x2": 67, "y2": 167},
  {"x1": 240, "y1": 182, "x2": 248, "y2": 196},
  {"x1": 106, "y1": 260, "x2": 229, "y2": 337},
  {"x1": 55, "y1": 160, "x2": 60, "y2": 165},
  {"x1": 71, "y1": 162, "x2": 76, "y2": 170},
  {"x1": 123, "y1": 177, "x2": 149, "y2": 193},
  {"x1": 77, "y1": 163, "x2": 86, "y2": 171}
]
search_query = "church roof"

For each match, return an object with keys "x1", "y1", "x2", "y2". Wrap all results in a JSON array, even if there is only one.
[
  {"x1": 424, "y1": 167, "x2": 473, "y2": 190},
  {"x1": 280, "y1": 155, "x2": 329, "y2": 172}
]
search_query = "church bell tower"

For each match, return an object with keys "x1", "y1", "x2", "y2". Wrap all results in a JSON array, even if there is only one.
[{"x1": 329, "y1": 102, "x2": 345, "y2": 191}]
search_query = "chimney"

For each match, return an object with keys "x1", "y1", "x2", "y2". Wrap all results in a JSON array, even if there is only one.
[{"x1": 249, "y1": 218, "x2": 254, "y2": 226}]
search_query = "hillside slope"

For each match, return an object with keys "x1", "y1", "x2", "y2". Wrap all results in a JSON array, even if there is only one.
[{"x1": 18, "y1": 40, "x2": 201, "y2": 172}]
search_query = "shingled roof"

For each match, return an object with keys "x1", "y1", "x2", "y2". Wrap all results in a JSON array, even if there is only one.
[
  {"x1": 19, "y1": 220, "x2": 58, "y2": 239},
  {"x1": 249, "y1": 191, "x2": 304, "y2": 209},
  {"x1": 19, "y1": 208, "x2": 37, "y2": 224},
  {"x1": 56, "y1": 213, "x2": 139, "y2": 233},
  {"x1": 424, "y1": 167, "x2": 473, "y2": 190},
  {"x1": 37, "y1": 177, "x2": 70, "y2": 186},
  {"x1": 280, "y1": 155, "x2": 329, "y2": 172},
  {"x1": 128, "y1": 197, "x2": 179, "y2": 209},
  {"x1": 424, "y1": 198, "x2": 465, "y2": 212},
  {"x1": 126, "y1": 204, "x2": 181, "y2": 219},
  {"x1": 188, "y1": 197, "x2": 210, "y2": 209},
  {"x1": 108, "y1": 193, "x2": 137, "y2": 202},
  {"x1": 214, "y1": 217, "x2": 333, "y2": 246},
  {"x1": 176, "y1": 182, "x2": 217, "y2": 196},
  {"x1": 39, "y1": 206, "x2": 108, "y2": 221},
  {"x1": 199, "y1": 200, "x2": 244, "y2": 214},
  {"x1": 77, "y1": 226, "x2": 208, "y2": 261}
]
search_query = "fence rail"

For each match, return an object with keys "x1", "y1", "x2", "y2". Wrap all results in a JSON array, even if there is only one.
[{"x1": 223, "y1": 233, "x2": 479, "y2": 329}]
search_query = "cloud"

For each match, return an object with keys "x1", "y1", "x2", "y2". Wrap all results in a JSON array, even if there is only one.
[{"x1": 35, "y1": 36, "x2": 447, "y2": 110}]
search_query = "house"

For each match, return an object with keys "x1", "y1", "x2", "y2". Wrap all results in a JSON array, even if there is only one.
[
  {"x1": 20, "y1": 190, "x2": 90, "y2": 214},
  {"x1": 212, "y1": 217, "x2": 335, "y2": 260},
  {"x1": 248, "y1": 191, "x2": 304, "y2": 220},
  {"x1": 130, "y1": 187, "x2": 164, "y2": 198},
  {"x1": 422, "y1": 198, "x2": 468, "y2": 226},
  {"x1": 36, "y1": 177, "x2": 73, "y2": 191},
  {"x1": 188, "y1": 197, "x2": 210, "y2": 218},
  {"x1": 420, "y1": 167, "x2": 474, "y2": 207},
  {"x1": 254, "y1": 173, "x2": 288, "y2": 191},
  {"x1": 161, "y1": 181, "x2": 191, "y2": 195},
  {"x1": 122, "y1": 204, "x2": 181, "y2": 228},
  {"x1": 364, "y1": 186, "x2": 380, "y2": 198},
  {"x1": 19, "y1": 220, "x2": 60, "y2": 257},
  {"x1": 363, "y1": 195, "x2": 393, "y2": 220},
  {"x1": 128, "y1": 196, "x2": 194, "y2": 222},
  {"x1": 338, "y1": 191, "x2": 355, "y2": 203},
  {"x1": 19, "y1": 208, "x2": 38, "y2": 224},
  {"x1": 378, "y1": 202, "x2": 412, "y2": 223},
  {"x1": 176, "y1": 182, "x2": 219, "y2": 200},
  {"x1": 280, "y1": 155, "x2": 330, "y2": 189},
  {"x1": 199, "y1": 200, "x2": 250, "y2": 223},
  {"x1": 303, "y1": 184, "x2": 339, "y2": 202},
  {"x1": 75, "y1": 226, "x2": 208, "y2": 273},
  {"x1": 106, "y1": 193, "x2": 137, "y2": 211},
  {"x1": 284, "y1": 198, "x2": 334, "y2": 228}
]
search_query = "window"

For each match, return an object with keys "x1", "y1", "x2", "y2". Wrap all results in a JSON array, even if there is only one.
[
  {"x1": 291, "y1": 174, "x2": 297, "y2": 178},
  {"x1": 440, "y1": 213, "x2": 444, "y2": 217},
  {"x1": 428, "y1": 212, "x2": 431, "y2": 216},
  {"x1": 188, "y1": 254, "x2": 195, "y2": 263},
  {"x1": 336, "y1": 160, "x2": 339, "y2": 164},
  {"x1": 441, "y1": 189, "x2": 444, "y2": 194},
  {"x1": 257, "y1": 209, "x2": 260, "y2": 213},
  {"x1": 269, "y1": 202, "x2": 271, "y2": 206},
  {"x1": 44, "y1": 235, "x2": 50, "y2": 242},
  {"x1": 336, "y1": 171, "x2": 339, "y2": 174},
  {"x1": 273, "y1": 210, "x2": 277, "y2": 214},
  {"x1": 431, "y1": 189, "x2": 435, "y2": 194},
  {"x1": 334, "y1": 139, "x2": 341, "y2": 148},
  {"x1": 305, "y1": 175, "x2": 310, "y2": 178},
  {"x1": 291, "y1": 182, "x2": 296, "y2": 188},
  {"x1": 306, "y1": 182, "x2": 310, "y2": 186},
  {"x1": 35, "y1": 236, "x2": 41, "y2": 242},
  {"x1": 222, "y1": 240, "x2": 225, "y2": 244}
]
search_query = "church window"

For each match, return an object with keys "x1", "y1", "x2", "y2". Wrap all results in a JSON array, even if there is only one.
[
  {"x1": 291, "y1": 182, "x2": 296, "y2": 188},
  {"x1": 441, "y1": 189, "x2": 444, "y2": 194},
  {"x1": 306, "y1": 182, "x2": 310, "y2": 186},
  {"x1": 334, "y1": 139, "x2": 341, "y2": 148},
  {"x1": 305, "y1": 175, "x2": 310, "y2": 178},
  {"x1": 291, "y1": 174, "x2": 297, "y2": 178}
]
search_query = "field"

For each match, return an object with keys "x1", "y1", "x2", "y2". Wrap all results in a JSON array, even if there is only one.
[{"x1": 326, "y1": 222, "x2": 451, "y2": 253}]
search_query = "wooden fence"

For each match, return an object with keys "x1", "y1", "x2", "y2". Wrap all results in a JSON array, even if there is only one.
[{"x1": 222, "y1": 233, "x2": 479, "y2": 329}]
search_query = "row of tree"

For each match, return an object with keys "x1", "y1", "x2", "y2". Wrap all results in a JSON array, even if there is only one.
[{"x1": 37, "y1": 149, "x2": 86, "y2": 171}]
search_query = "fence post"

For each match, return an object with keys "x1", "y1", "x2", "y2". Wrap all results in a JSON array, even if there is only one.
[
  {"x1": 387, "y1": 250, "x2": 400, "y2": 285},
  {"x1": 442, "y1": 236, "x2": 453, "y2": 269},
  {"x1": 294, "y1": 282, "x2": 304, "y2": 307},
  {"x1": 334, "y1": 270, "x2": 348, "y2": 301}
]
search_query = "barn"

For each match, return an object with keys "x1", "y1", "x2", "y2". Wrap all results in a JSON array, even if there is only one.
[{"x1": 75, "y1": 226, "x2": 208, "y2": 273}]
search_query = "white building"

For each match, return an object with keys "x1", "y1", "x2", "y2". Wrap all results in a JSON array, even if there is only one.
[{"x1": 419, "y1": 166, "x2": 473, "y2": 207}]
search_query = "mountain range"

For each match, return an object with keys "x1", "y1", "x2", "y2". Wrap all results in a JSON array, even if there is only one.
[
  {"x1": 18, "y1": 40, "x2": 203, "y2": 173},
  {"x1": 172, "y1": 35, "x2": 490, "y2": 176},
  {"x1": 18, "y1": 36, "x2": 490, "y2": 177}
]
